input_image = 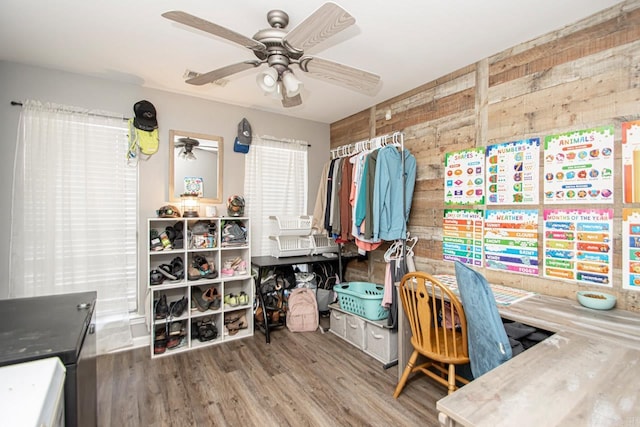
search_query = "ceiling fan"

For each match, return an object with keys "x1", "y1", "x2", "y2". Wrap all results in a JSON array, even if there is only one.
[{"x1": 162, "y1": 2, "x2": 381, "y2": 108}]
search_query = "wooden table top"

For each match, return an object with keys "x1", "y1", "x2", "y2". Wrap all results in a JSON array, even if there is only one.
[{"x1": 436, "y1": 293, "x2": 640, "y2": 426}]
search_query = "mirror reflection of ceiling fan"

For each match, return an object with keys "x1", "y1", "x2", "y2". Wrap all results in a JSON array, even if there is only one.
[
  {"x1": 176, "y1": 137, "x2": 219, "y2": 161},
  {"x1": 162, "y1": 2, "x2": 381, "y2": 108}
]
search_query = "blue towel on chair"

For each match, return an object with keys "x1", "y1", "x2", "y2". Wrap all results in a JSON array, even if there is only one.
[{"x1": 454, "y1": 261, "x2": 512, "y2": 378}]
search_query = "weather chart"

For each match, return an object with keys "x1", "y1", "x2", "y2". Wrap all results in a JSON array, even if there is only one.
[
  {"x1": 442, "y1": 209, "x2": 483, "y2": 266},
  {"x1": 543, "y1": 126, "x2": 614, "y2": 204},
  {"x1": 444, "y1": 148, "x2": 485, "y2": 205},
  {"x1": 484, "y1": 210, "x2": 539, "y2": 276},
  {"x1": 485, "y1": 138, "x2": 540, "y2": 205},
  {"x1": 543, "y1": 209, "x2": 613, "y2": 286},
  {"x1": 623, "y1": 209, "x2": 640, "y2": 292}
]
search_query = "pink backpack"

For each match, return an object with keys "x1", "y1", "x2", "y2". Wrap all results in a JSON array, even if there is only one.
[{"x1": 286, "y1": 288, "x2": 319, "y2": 332}]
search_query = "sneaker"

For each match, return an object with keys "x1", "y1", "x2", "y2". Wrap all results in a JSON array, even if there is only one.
[
  {"x1": 224, "y1": 293, "x2": 239, "y2": 307},
  {"x1": 221, "y1": 260, "x2": 234, "y2": 277},
  {"x1": 238, "y1": 291, "x2": 249, "y2": 305}
]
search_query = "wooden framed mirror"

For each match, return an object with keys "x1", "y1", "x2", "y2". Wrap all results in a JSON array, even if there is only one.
[{"x1": 169, "y1": 130, "x2": 223, "y2": 204}]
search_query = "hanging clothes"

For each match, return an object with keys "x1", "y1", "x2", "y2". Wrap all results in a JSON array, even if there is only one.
[{"x1": 373, "y1": 146, "x2": 417, "y2": 241}]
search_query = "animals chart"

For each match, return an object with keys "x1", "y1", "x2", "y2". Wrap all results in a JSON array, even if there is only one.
[
  {"x1": 543, "y1": 209, "x2": 613, "y2": 287},
  {"x1": 484, "y1": 210, "x2": 539, "y2": 276},
  {"x1": 622, "y1": 208, "x2": 640, "y2": 291},
  {"x1": 486, "y1": 138, "x2": 540, "y2": 205},
  {"x1": 622, "y1": 120, "x2": 640, "y2": 203},
  {"x1": 443, "y1": 209, "x2": 483, "y2": 266},
  {"x1": 444, "y1": 148, "x2": 485, "y2": 205},
  {"x1": 543, "y1": 126, "x2": 614, "y2": 204}
]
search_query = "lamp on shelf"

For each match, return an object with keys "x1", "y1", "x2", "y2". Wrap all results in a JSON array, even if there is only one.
[{"x1": 181, "y1": 193, "x2": 200, "y2": 217}]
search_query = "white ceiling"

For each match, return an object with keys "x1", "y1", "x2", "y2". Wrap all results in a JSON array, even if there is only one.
[{"x1": 0, "y1": 0, "x2": 622, "y2": 124}]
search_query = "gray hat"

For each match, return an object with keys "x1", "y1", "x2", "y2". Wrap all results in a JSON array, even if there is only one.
[{"x1": 234, "y1": 118, "x2": 252, "y2": 153}]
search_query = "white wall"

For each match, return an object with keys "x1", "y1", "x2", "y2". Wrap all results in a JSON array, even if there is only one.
[{"x1": 0, "y1": 60, "x2": 330, "y2": 314}]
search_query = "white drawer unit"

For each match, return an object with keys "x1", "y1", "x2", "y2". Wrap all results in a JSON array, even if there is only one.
[
  {"x1": 345, "y1": 313, "x2": 366, "y2": 350},
  {"x1": 364, "y1": 323, "x2": 398, "y2": 364},
  {"x1": 329, "y1": 304, "x2": 397, "y2": 366},
  {"x1": 329, "y1": 309, "x2": 346, "y2": 337}
]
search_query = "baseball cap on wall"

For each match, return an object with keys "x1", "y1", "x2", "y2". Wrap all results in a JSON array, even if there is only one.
[
  {"x1": 234, "y1": 118, "x2": 252, "y2": 153},
  {"x1": 133, "y1": 100, "x2": 158, "y2": 131}
]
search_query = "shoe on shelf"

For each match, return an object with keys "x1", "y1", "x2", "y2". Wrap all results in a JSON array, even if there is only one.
[
  {"x1": 188, "y1": 266, "x2": 202, "y2": 281},
  {"x1": 224, "y1": 293, "x2": 239, "y2": 307},
  {"x1": 238, "y1": 291, "x2": 249, "y2": 306},
  {"x1": 154, "y1": 339, "x2": 167, "y2": 354},
  {"x1": 170, "y1": 257, "x2": 184, "y2": 280},
  {"x1": 169, "y1": 321, "x2": 184, "y2": 336},
  {"x1": 202, "y1": 287, "x2": 221, "y2": 310},
  {"x1": 157, "y1": 263, "x2": 178, "y2": 281},
  {"x1": 221, "y1": 260, "x2": 234, "y2": 277},
  {"x1": 154, "y1": 294, "x2": 169, "y2": 319},
  {"x1": 235, "y1": 260, "x2": 247, "y2": 276},
  {"x1": 191, "y1": 287, "x2": 210, "y2": 312},
  {"x1": 150, "y1": 269, "x2": 165, "y2": 286},
  {"x1": 169, "y1": 296, "x2": 188, "y2": 317}
]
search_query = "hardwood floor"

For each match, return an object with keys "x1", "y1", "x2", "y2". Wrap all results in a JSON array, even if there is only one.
[{"x1": 97, "y1": 325, "x2": 443, "y2": 427}]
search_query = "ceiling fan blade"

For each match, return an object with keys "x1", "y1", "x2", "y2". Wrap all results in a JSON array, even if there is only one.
[
  {"x1": 299, "y1": 56, "x2": 380, "y2": 96},
  {"x1": 162, "y1": 10, "x2": 266, "y2": 53},
  {"x1": 283, "y1": 3, "x2": 355, "y2": 53},
  {"x1": 279, "y1": 82, "x2": 303, "y2": 108},
  {"x1": 186, "y1": 61, "x2": 261, "y2": 85}
]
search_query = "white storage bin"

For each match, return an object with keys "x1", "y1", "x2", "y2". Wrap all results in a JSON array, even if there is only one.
[
  {"x1": 330, "y1": 309, "x2": 346, "y2": 338},
  {"x1": 311, "y1": 234, "x2": 339, "y2": 254},
  {"x1": 364, "y1": 323, "x2": 398, "y2": 364},
  {"x1": 269, "y1": 215, "x2": 313, "y2": 236},
  {"x1": 269, "y1": 235, "x2": 313, "y2": 257},
  {"x1": 345, "y1": 313, "x2": 365, "y2": 350}
]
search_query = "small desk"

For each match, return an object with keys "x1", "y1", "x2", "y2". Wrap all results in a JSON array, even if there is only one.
[
  {"x1": 252, "y1": 254, "x2": 355, "y2": 343},
  {"x1": 434, "y1": 292, "x2": 640, "y2": 426}
]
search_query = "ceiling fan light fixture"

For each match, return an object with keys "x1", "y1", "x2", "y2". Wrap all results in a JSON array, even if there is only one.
[
  {"x1": 281, "y1": 69, "x2": 302, "y2": 97},
  {"x1": 257, "y1": 68, "x2": 279, "y2": 94}
]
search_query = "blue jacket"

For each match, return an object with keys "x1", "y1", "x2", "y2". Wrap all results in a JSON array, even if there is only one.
[{"x1": 373, "y1": 146, "x2": 416, "y2": 241}]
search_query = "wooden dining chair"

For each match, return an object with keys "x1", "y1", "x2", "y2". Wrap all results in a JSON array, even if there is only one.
[{"x1": 394, "y1": 272, "x2": 470, "y2": 398}]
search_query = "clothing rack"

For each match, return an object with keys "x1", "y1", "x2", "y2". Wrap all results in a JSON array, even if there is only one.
[
  {"x1": 330, "y1": 131, "x2": 404, "y2": 159},
  {"x1": 330, "y1": 131, "x2": 409, "y2": 292}
]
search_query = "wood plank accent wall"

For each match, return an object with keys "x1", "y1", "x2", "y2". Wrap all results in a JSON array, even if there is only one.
[{"x1": 330, "y1": 0, "x2": 640, "y2": 312}]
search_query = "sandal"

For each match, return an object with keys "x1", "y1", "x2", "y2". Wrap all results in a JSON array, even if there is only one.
[
  {"x1": 225, "y1": 313, "x2": 248, "y2": 335},
  {"x1": 170, "y1": 257, "x2": 184, "y2": 280},
  {"x1": 202, "y1": 287, "x2": 221, "y2": 310},
  {"x1": 197, "y1": 316, "x2": 218, "y2": 342}
]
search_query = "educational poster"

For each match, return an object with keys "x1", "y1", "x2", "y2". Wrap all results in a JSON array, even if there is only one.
[
  {"x1": 543, "y1": 126, "x2": 614, "y2": 204},
  {"x1": 444, "y1": 148, "x2": 485, "y2": 205},
  {"x1": 622, "y1": 121, "x2": 640, "y2": 203},
  {"x1": 183, "y1": 176, "x2": 203, "y2": 197},
  {"x1": 443, "y1": 209, "x2": 484, "y2": 266},
  {"x1": 543, "y1": 209, "x2": 613, "y2": 287},
  {"x1": 622, "y1": 208, "x2": 640, "y2": 291},
  {"x1": 486, "y1": 138, "x2": 540, "y2": 205},
  {"x1": 484, "y1": 210, "x2": 539, "y2": 276}
]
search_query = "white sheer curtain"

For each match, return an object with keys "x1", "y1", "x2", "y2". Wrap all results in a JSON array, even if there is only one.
[
  {"x1": 10, "y1": 100, "x2": 137, "y2": 354},
  {"x1": 244, "y1": 136, "x2": 308, "y2": 256}
]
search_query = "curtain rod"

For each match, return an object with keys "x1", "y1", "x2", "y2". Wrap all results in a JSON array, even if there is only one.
[
  {"x1": 256, "y1": 134, "x2": 311, "y2": 147},
  {"x1": 11, "y1": 101, "x2": 130, "y2": 122}
]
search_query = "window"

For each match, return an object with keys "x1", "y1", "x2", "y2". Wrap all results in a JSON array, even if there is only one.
[
  {"x1": 10, "y1": 100, "x2": 137, "y2": 353},
  {"x1": 244, "y1": 137, "x2": 308, "y2": 256}
]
